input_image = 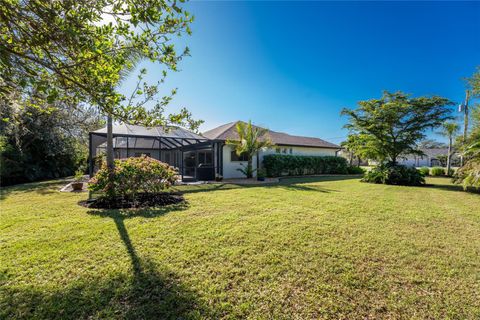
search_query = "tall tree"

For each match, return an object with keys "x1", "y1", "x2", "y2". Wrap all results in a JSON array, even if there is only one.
[
  {"x1": 467, "y1": 66, "x2": 480, "y2": 97},
  {"x1": 1, "y1": 0, "x2": 196, "y2": 123},
  {"x1": 1, "y1": 0, "x2": 202, "y2": 190},
  {"x1": 226, "y1": 121, "x2": 272, "y2": 179},
  {"x1": 454, "y1": 67, "x2": 480, "y2": 189},
  {"x1": 340, "y1": 134, "x2": 368, "y2": 166},
  {"x1": 440, "y1": 122, "x2": 460, "y2": 175},
  {"x1": 342, "y1": 91, "x2": 453, "y2": 165},
  {"x1": 1, "y1": 96, "x2": 102, "y2": 185}
]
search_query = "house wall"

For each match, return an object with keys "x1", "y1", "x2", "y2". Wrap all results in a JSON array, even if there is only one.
[
  {"x1": 259, "y1": 145, "x2": 337, "y2": 162},
  {"x1": 222, "y1": 145, "x2": 258, "y2": 179},
  {"x1": 221, "y1": 145, "x2": 338, "y2": 179},
  {"x1": 398, "y1": 156, "x2": 430, "y2": 167}
]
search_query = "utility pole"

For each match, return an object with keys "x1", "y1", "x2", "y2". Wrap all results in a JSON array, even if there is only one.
[
  {"x1": 463, "y1": 90, "x2": 470, "y2": 143},
  {"x1": 460, "y1": 90, "x2": 470, "y2": 166}
]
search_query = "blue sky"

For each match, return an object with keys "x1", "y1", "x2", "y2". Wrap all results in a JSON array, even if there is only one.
[{"x1": 120, "y1": 1, "x2": 480, "y2": 144}]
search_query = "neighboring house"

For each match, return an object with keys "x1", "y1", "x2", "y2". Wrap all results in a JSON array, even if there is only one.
[
  {"x1": 397, "y1": 148, "x2": 457, "y2": 167},
  {"x1": 337, "y1": 149, "x2": 369, "y2": 166},
  {"x1": 89, "y1": 121, "x2": 341, "y2": 181}
]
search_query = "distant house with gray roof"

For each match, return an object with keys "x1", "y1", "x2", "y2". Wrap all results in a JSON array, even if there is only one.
[{"x1": 397, "y1": 148, "x2": 458, "y2": 167}]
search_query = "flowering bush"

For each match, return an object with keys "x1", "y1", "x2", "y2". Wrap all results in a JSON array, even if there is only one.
[{"x1": 89, "y1": 156, "x2": 179, "y2": 198}]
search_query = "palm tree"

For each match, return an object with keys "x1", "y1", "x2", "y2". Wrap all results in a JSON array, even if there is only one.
[
  {"x1": 440, "y1": 121, "x2": 460, "y2": 176},
  {"x1": 226, "y1": 121, "x2": 273, "y2": 178}
]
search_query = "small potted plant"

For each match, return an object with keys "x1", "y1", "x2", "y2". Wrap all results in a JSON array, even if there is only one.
[
  {"x1": 215, "y1": 173, "x2": 223, "y2": 182},
  {"x1": 257, "y1": 168, "x2": 266, "y2": 181},
  {"x1": 71, "y1": 168, "x2": 85, "y2": 191}
]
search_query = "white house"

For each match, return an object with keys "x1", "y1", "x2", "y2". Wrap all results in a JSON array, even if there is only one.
[
  {"x1": 89, "y1": 121, "x2": 341, "y2": 181},
  {"x1": 202, "y1": 121, "x2": 341, "y2": 179},
  {"x1": 397, "y1": 148, "x2": 455, "y2": 167}
]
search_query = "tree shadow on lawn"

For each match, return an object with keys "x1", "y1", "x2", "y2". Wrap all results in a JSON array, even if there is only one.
[
  {"x1": 423, "y1": 182, "x2": 480, "y2": 194},
  {"x1": 177, "y1": 175, "x2": 360, "y2": 195},
  {"x1": 1, "y1": 203, "x2": 213, "y2": 320}
]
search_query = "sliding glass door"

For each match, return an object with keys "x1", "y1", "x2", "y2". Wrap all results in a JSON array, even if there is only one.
[{"x1": 182, "y1": 148, "x2": 214, "y2": 181}]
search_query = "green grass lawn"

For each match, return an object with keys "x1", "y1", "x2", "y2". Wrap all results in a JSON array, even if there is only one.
[{"x1": 1, "y1": 176, "x2": 479, "y2": 319}]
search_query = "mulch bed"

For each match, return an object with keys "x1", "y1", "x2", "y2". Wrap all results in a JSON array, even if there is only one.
[{"x1": 81, "y1": 192, "x2": 185, "y2": 209}]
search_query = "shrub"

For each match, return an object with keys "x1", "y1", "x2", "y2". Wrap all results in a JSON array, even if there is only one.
[
  {"x1": 418, "y1": 167, "x2": 430, "y2": 176},
  {"x1": 362, "y1": 164, "x2": 425, "y2": 186},
  {"x1": 89, "y1": 156, "x2": 179, "y2": 198},
  {"x1": 453, "y1": 159, "x2": 480, "y2": 190},
  {"x1": 347, "y1": 166, "x2": 365, "y2": 174},
  {"x1": 74, "y1": 168, "x2": 85, "y2": 182},
  {"x1": 431, "y1": 167, "x2": 446, "y2": 176},
  {"x1": 262, "y1": 155, "x2": 348, "y2": 177},
  {"x1": 257, "y1": 168, "x2": 267, "y2": 178}
]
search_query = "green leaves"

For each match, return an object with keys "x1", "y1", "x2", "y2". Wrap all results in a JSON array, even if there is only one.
[
  {"x1": 1, "y1": 0, "x2": 196, "y2": 128},
  {"x1": 263, "y1": 155, "x2": 348, "y2": 177},
  {"x1": 227, "y1": 121, "x2": 273, "y2": 158},
  {"x1": 342, "y1": 91, "x2": 453, "y2": 165},
  {"x1": 226, "y1": 121, "x2": 273, "y2": 178}
]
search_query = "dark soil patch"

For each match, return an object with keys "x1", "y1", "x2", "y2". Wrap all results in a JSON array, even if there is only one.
[{"x1": 80, "y1": 192, "x2": 185, "y2": 209}]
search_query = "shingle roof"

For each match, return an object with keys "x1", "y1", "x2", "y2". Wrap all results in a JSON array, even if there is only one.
[
  {"x1": 419, "y1": 148, "x2": 450, "y2": 157},
  {"x1": 202, "y1": 121, "x2": 341, "y2": 149}
]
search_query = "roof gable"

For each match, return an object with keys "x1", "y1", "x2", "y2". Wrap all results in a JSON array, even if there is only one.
[{"x1": 202, "y1": 121, "x2": 340, "y2": 149}]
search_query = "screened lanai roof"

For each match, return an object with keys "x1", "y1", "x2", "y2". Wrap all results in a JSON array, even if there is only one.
[{"x1": 91, "y1": 124, "x2": 210, "y2": 150}]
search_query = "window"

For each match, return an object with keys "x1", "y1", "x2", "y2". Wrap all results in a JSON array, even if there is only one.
[
  {"x1": 198, "y1": 150, "x2": 213, "y2": 166},
  {"x1": 275, "y1": 147, "x2": 281, "y2": 153},
  {"x1": 231, "y1": 151, "x2": 248, "y2": 162},
  {"x1": 164, "y1": 152, "x2": 171, "y2": 164},
  {"x1": 289, "y1": 148, "x2": 293, "y2": 154}
]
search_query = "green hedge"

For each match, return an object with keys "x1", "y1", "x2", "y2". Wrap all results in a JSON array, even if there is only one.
[
  {"x1": 418, "y1": 167, "x2": 430, "y2": 176},
  {"x1": 263, "y1": 155, "x2": 348, "y2": 177},
  {"x1": 431, "y1": 167, "x2": 446, "y2": 176}
]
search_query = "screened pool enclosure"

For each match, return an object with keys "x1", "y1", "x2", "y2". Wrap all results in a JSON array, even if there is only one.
[{"x1": 89, "y1": 124, "x2": 220, "y2": 181}]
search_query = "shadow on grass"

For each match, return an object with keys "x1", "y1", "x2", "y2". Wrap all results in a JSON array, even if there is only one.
[
  {"x1": 85, "y1": 201, "x2": 189, "y2": 219},
  {"x1": 1, "y1": 258, "x2": 210, "y2": 319},
  {"x1": 0, "y1": 202, "x2": 212, "y2": 319},
  {"x1": 0, "y1": 179, "x2": 66, "y2": 200},
  {"x1": 424, "y1": 182, "x2": 480, "y2": 194},
  {"x1": 176, "y1": 175, "x2": 360, "y2": 195}
]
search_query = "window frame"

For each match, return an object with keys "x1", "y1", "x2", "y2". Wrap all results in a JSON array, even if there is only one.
[{"x1": 230, "y1": 151, "x2": 249, "y2": 162}]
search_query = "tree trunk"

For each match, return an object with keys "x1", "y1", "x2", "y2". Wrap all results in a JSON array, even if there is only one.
[
  {"x1": 247, "y1": 158, "x2": 253, "y2": 179},
  {"x1": 390, "y1": 156, "x2": 397, "y2": 166},
  {"x1": 106, "y1": 114, "x2": 115, "y2": 197},
  {"x1": 446, "y1": 136, "x2": 452, "y2": 176}
]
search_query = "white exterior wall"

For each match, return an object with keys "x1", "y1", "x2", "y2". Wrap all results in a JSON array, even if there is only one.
[
  {"x1": 259, "y1": 146, "x2": 337, "y2": 163},
  {"x1": 221, "y1": 145, "x2": 338, "y2": 179},
  {"x1": 222, "y1": 145, "x2": 258, "y2": 179},
  {"x1": 398, "y1": 156, "x2": 430, "y2": 167}
]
